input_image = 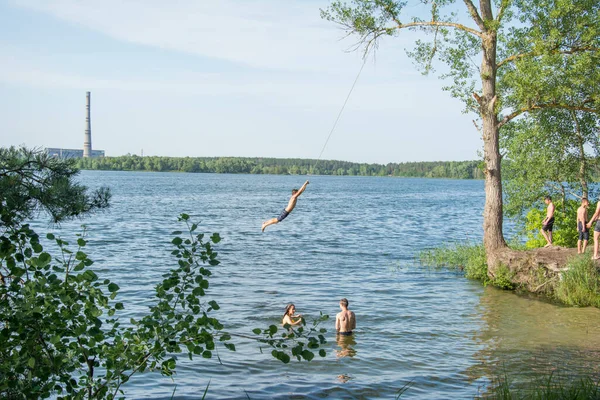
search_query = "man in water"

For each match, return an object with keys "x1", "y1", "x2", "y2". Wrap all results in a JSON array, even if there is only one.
[
  {"x1": 335, "y1": 298, "x2": 356, "y2": 336},
  {"x1": 261, "y1": 180, "x2": 309, "y2": 232},
  {"x1": 540, "y1": 195, "x2": 555, "y2": 247},
  {"x1": 577, "y1": 197, "x2": 589, "y2": 254}
]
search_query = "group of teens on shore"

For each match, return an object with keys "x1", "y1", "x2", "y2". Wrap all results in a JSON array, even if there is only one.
[{"x1": 542, "y1": 195, "x2": 600, "y2": 260}]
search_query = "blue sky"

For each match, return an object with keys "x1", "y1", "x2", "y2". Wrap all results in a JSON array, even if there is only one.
[{"x1": 0, "y1": 0, "x2": 481, "y2": 163}]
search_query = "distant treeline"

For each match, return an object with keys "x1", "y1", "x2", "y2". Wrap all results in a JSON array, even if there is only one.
[{"x1": 76, "y1": 155, "x2": 485, "y2": 179}]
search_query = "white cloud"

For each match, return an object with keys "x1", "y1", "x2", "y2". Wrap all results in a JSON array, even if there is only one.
[{"x1": 10, "y1": 0, "x2": 374, "y2": 72}]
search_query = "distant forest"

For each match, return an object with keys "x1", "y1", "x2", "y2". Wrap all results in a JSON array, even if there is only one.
[{"x1": 76, "y1": 155, "x2": 485, "y2": 179}]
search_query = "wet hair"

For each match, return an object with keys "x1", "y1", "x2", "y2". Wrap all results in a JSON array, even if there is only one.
[
  {"x1": 583, "y1": 197, "x2": 589, "y2": 204},
  {"x1": 340, "y1": 298, "x2": 349, "y2": 307},
  {"x1": 284, "y1": 303, "x2": 295, "y2": 317},
  {"x1": 544, "y1": 195, "x2": 552, "y2": 201},
  {"x1": 292, "y1": 189, "x2": 298, "y2": 194}
]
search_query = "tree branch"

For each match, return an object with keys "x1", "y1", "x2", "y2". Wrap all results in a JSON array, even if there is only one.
[
  {"x1": 395, "y1": 20, "x2": 483, "y2": 38},
  {"x1": 498, "y1": 101, "x2": 599, "y2": 128},
  {"x1": 462, "y1": 0, "x2": 485, "y2": 30},
  {"x1": 497, "y1": 46, "x2": 600, "y2": 69},
  {"x1": 495, "y1": 0, "x2": 511, "y2": 24}
]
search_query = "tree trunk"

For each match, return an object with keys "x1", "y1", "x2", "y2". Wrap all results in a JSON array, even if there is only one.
[
  {"x1": 572, "y1": 111, "x2": 589, "y2": 198},
  {"x1": 479, "y1": 15, "x2": 507, "y2": 268}
]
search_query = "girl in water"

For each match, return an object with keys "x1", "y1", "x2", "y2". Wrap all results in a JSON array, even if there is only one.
[{"x1": 282, "y1": 303, "x2": 303, "y2": 326}]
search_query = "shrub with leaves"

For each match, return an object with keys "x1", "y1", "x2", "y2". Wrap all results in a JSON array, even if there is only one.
[{"x1": 0, "y1": 213, "x2": 233, "y2": 399}]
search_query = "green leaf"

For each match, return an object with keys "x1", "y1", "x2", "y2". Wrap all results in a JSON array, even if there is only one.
[
  {"x1": 46, "y1": 233, "x2": 55, "y2": 240},
  {"x1": 115, "y1": 302, "x2": 124, "y2": 310},
  {"x1": 268, "y1": 325, "x2": 278, "y2": 335},
  {"x1": 210, "y1": 233, "x2": 221, "y2": 243},
  {"x1": 172, "y1": 237, "x2": 183, "y2": 246},
  {"x1": 82, "y1": 270, "x2": 98, "y2": 282},
  {"x1": 319, "y1": 349, "x2": 326, "y2": 357},
  {"x1": 301, "y1": 350, "x2": 314, "y2": 361},
  {"x1": 77, "y1": 238, "x2": 87, "y2": 247},
  {"x1": 28, "y1": 357, "x2": 36, "y2": 368},
  {"x1": 224, "y1": 343, "x2": 236, "y2": 351},
  {"x1": 252, "y1": 328, "x2": 261, "y2": 335},
  {"x1": 108, "y1": 283, "x2": 120, "y2": 293}
]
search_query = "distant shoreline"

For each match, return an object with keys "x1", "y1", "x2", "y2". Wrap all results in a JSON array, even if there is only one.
[{"x1": 76, "y1": 155, "x2": 484, "y2": 180}]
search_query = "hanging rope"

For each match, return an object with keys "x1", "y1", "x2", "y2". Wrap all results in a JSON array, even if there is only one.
[{"x1": 313, "y1": 54, "x2": 370, "y2": 171}]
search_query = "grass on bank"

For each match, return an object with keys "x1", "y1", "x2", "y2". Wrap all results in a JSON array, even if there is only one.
[
  {"x1": 554, "y1": 255, "x2": 600, "y2": 308},
  {"x1": 420, "y1": 243, "x2": 600, "y2": 307},
  {"x1": 420, "y1": 242, "x2": 490, "y2": 284},
  {"x1": 487, "y1": 373, "x2": 600, "y2": 400}
]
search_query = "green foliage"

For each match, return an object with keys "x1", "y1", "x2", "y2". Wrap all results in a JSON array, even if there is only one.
[
  {"x1": 523, "y1": 200, "x2": 580, "y2": 249},
  {"x1": 491, "y1": 265, "x2": 516, "y2": 290},
  {"x1": 0, "y1": 146, "x2": 111, "y2": 226},
  {"x1": 75, "y1": 155, "x2": 485, "y2": 179},
  {"x1": 554, "y1": 256, "x2": 600, "y2": 307},
  {"x1": 420, "y1": 242, "x2": 490, "y2": 284},
  {"x1": 0, "y1": 214, "x2": 233, "y2": 399},
  {"x1": 490, "y1": 371, "x2": 600, "y2": 399},
  {"x1": 252, "y1": 313, "x2": 329, "y2": 364}
]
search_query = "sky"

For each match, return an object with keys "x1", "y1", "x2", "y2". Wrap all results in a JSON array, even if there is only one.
[{"x1": 0, "y1": 0, "x2": 482, "y2": 164}]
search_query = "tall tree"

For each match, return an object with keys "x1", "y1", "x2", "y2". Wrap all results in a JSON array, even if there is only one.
[
  {"x1": 502, "y1": 109, "x2": 600, "y2": 223},
  {"x1": 322, "y1": 0, "x2": 600, "y2": 265}
]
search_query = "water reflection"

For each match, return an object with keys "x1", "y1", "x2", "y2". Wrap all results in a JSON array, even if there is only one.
[
  {"x1": 466, "y1": 286, "x2": 600, "y2": 391},
  {"x1": 335, "y1": 333, "x2": 357, "y2": 358}
]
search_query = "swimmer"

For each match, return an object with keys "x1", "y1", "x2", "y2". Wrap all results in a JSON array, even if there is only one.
[
  {"x1": 282, "y1": 303, "x2": 303, "y2": 327},
  {"x1": 335, "y1": 298, "x2": 356, "y2": 336},
  {"x1": 262, "y1": 180, "x2": 309, "y2": 232}
]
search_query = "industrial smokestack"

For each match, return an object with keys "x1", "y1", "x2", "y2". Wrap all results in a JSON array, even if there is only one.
[{"x1": 83, "y1": 91, "x2": 92, "y2": 158}]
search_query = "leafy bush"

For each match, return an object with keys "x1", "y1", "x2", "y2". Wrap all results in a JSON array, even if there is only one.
[
  {"x1": 490, "y1": 265, "x2": 516, "y2": 290},
  {"x1": 0, "y1": 214, "x2": 234, "y2": 399},
  {"x1": 524, "y1": 200, "x2": 581, "y2": 249}
]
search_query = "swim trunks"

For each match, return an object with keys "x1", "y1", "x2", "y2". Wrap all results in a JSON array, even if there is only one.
[
  {"x1": 277, "y1": 209, "x2": 289, "y2": 222},
  {"x1": 595, "y1": 220, "x2": 600, "y2": 233},
  {"x1": 337, "y1": 331, "x2": 352, "y2": 336},
  {"x1": 542, "y1": 217, "x2": 554, "y2": 232},
  {"x1": 578, "y1": 221, "x2": 589, "y2": 241}
]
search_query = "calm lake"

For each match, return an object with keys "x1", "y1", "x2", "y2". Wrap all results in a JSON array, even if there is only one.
[{"x1": 32, "y1": 171, "x2": 600, "y2": 399}]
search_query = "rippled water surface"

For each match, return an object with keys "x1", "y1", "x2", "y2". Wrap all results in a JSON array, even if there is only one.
[{"x1": 33, "y1": 171, "x2": 600, "y2": 399}]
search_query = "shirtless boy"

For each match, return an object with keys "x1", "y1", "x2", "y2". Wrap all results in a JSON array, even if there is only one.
[
  {"x1": 587, "y1": 199, "x2": 600, "y2": 260},
  {"x1": 335, "y1": 298, "x2": 356, "y2": 336},
  {"x1": 540, "y1": 195, "x2": 555, "y2": 247},
  {"x1": 261, "y1": 180, "x2": 309, "y2": 232},
  {"x1": 577, "y1": 198, "x2": 589, "y2": 254}
]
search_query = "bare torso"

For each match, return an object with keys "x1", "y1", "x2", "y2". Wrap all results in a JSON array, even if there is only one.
[
  {"x1": 547, "y1": 203, "x2": 555, "y2": 219},
  {"x1": 578, "y1": 206, "x2": 588, "y2": 225},
  {"x1": 336, "y1": 310, "x2": 356, "y2": 333},
  {"x1": 285, "y1": 195, "x2": 299, "y2": 213}
]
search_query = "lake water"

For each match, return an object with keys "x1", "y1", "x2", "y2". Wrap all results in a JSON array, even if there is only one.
[{"x1": 32, "y1": 171, "x2": 600, "y2": 399}]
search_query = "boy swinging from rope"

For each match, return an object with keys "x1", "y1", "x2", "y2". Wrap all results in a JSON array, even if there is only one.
[{"x1": 261, "y1": 180, "x2": 309, "y2": 232}]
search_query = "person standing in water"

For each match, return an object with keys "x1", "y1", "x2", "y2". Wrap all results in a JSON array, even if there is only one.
[
  {"x1": 577, "y1": 197, "x2": 589, "y2": 254},
  {"x1": 540, "y1": 195, "x2": 555, "y2": 247},
  {"x1": 262, "y1": 180, "x2": 309, "y2": 232},
  {"x1": 282, "y1": 303, "x2": 303, "y2": 327},
  {"x1": 335, "y1": 298, "x2": 356, "y2": 336}
]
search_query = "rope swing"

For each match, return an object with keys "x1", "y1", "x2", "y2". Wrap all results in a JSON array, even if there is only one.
[{"x1": 313, "y1": 54, "x2": 370, "y2": 171}]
